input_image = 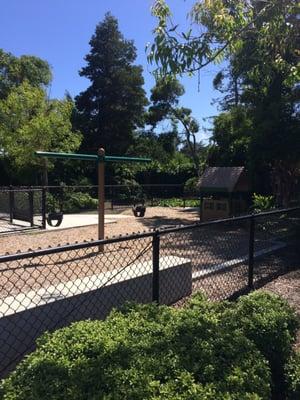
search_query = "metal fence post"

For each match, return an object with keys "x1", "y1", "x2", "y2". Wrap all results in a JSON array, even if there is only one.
[
  {"x1": 9, "y1": 186, "x2": 14, "y2": 223},
  {"x1": 248, "y1": 215, "x2": 255, "y2": 289},
  {"x1": 41, "y1": 187, "x2": 47, "y2": 229},
  {"x1": 152, "y1": 231, "x2": 160, "y2": 304},
  {"x1": 29, "y1": 190, "x2": 34, "y2": 227}
]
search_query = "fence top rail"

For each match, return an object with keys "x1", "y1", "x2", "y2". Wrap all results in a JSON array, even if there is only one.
[
  {"x1": 0, "y1": 188, "x2": 43, "y2": 193},
  {"x1": 0, "y1": 206, "x2": 299, "y2": 263},
  {"x1": 1, "y1": 184, "x2": 185, "y2": 190},
  {"x1": 157, "y1": 206, "x2": 300, "y2": 235},
  {"x1": 0, "y1": 230, "x2": 156, "y2": 262}
]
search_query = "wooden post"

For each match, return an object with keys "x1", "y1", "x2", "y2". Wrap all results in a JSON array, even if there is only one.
[{"x1": 98, "y1": 148, "x2": 105, "y2": 251}]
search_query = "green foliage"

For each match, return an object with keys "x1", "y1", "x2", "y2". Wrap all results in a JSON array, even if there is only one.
[
  {"x1": 149, "y1": 0, "x2": 298, "y2": 85},
  {"x1": 252, "y1": 193, "x2": 275, "y2": 213},
  {"x1": 63, "y1": 192, "x2": 98, "y2": 213},
  {"x1": 46, "y1": 192, "x2": 61, "y2": 213},
  {"x1": 0, "y1": 49, "x2": 52, "y2": 99},
  {"x1": 208, "y1": 106, "x2": 252, "y2": 167},
  {"x1": 128, "y1": 130, "x2": 177, "y2": 162},
  {"x1": 3, "y1": 291, "x2": 298, "y2": 398},
  {"x1": 285, "y1": 351, "x2": 300, "y2": 400},
  {"x1": 221, "y1": 291, "x2": 299, "y2": 394},
  {"x1": 75, "y1": 13, "x2": 148, "y2": 156},
  {"x1": 0, "y1": 300, "x2": 272, "y2": 400},
  {"x1": 147, "y1": 77, "x2": 202, "y2": 174},
  {"x1": 151, "y1": 198, "x2": 199, "y2": 208},
  {"x1": 115, "y1": 182, "x2": 145, "y2": 205},
  {"x1": 135, "y1": 152, "x2": 195, "y2": 185},
  {"x1": 184, "y1": 177, "x2": 199, "y2": 196},
  {"x1": 147, "y1": 76, "x2": 184, "y2": 126},
  {"x1": 47, "y1": 191, "x2": 98, "y2": 214},
  {"x1": 149, "y1": 0, "x2": 300, "y2": 204},
  {"x1": 0, "y1": 82, "x2": 82, "y2": 176}
]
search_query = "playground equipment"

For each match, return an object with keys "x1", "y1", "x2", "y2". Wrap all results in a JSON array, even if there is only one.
[
  {"x1": 36, "y1": 149, "x2": 151, "y2": 243},
  {"x1": 198, "y1": 167, "x2": 251, "y2": 221},
  {"x1": 47, "y1": 211, "x2": 63, "y2": 227},
  {"x1": 132, "y1": 203, "x2": 146, "y2": 217}
]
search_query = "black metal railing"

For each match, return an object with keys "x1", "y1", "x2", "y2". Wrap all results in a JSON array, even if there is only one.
[
  {"x1": 0, "y1": 187, "x2": 46, "y2": 233},
  {"x1": 0, "y1": 207, "x2": 299, "y2": 378},
  {"x1": 1, "y1": 184, "x2": 198, "y2": 214}
]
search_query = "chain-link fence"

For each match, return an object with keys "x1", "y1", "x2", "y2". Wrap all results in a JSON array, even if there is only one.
[
  {"x1": 30, "y1": 184, "x2": 198, "y2": 213},
  {"x1": 0, "y1": 188, "x2": 45, "y2": 234},
  {"x1": 0, "y1": 184, "x2": 197, "y2": 233},
  {"x1": 0, "y1": 207, "x2": 299, "y2": 377}
]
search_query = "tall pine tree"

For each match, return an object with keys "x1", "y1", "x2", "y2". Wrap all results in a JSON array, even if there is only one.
[{"x1": 75, "y1": 13, "x2": 148, "y2": 155}]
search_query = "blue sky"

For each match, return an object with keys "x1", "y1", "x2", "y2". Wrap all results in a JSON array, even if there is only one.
[{"x1": 1, "y1": 0, "x2": 221, "y2": 141}]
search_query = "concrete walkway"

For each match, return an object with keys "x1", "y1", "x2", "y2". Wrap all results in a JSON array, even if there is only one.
[{"x1": 46, "y1": 213, "x2": 133, "y2": 230}]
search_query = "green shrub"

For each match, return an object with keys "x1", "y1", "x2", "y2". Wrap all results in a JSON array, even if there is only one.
[
  {"x1": 46, "y1": 192, "x2": 61, "y2": 213},
  {"x1": 286, "y1": 351, "x2": 300, "y2": 400},
  {"x1": 115, "y1": 181, "x2": 145, "y2": 204},
  {"x1": 0, "y1": 303, "x2": 271, "y2": 400},
  {"x1": 184, "y1": 177, "x2": 199, "y2": 196},
  {"x1": 231, "y1": 292, "x2": 298, "y2": 365},
  {"x1": 221, "y1": 291, "x2": 299, "y2": 394},
  {"x1": 152, "y1": 197, "x2": 199, "y2": 208},
  {"x1": 46, "y1": 191, "x2": 98, "y2": 213},
  {"x1": 188, "y1": 291, "x2": 300, "y2": 397},
  {"x1": 252, "y1": 193, "x2": 275, "y2": 213},
  {"x1": 62, "y1": 192, "x2": 98, "y2": 213}
]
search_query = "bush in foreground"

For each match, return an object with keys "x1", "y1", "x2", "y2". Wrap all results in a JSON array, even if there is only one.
[
  {"x1": 188, "y1": 291, "x2": 299, "y2": 397},
  {"x1": 1, "y1": 292, "x2": 298, "y2": 400},
  {"x1": 286, "y1": 351, "x2": 300, "y2": 399},
  {"x1": 1, "y1": 302, "x2": 271, "y2": 400}
]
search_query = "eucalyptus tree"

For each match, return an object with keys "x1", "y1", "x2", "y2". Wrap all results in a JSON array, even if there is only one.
[{"x1": 149, "y1": 0, "x2": 300, "y2": 203}]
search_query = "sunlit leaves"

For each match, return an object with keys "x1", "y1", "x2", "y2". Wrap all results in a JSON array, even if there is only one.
[
  {"x1": 148, "y1": 0, "x2": 298, "y2": 84},
  {"x1": 0, "y1": 49, "x2": 52, "y2": 99},
  {"x1": 0, "y1": 82, "x2": 81, "y2": 170}
]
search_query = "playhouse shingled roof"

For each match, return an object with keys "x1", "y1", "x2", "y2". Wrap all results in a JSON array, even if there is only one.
[{"x1": 198, "y1": 167, "x2": 246, "y2": 193}]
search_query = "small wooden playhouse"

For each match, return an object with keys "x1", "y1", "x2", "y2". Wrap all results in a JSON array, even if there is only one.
[{"x1": 198, "y1": 167, "x2": 250, "y2": 221}]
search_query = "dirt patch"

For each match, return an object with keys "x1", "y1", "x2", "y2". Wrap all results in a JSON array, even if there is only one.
[
  {"x1": 0, "y1": 207, "x2": 199, "y2": 255},
  {"x1": 0, "y1": 207, "x2": 201, "y2": 298}
]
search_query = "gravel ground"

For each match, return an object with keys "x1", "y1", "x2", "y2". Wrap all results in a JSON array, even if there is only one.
[
  {"x1": 0, "y1": 209, "x2": 279, "y2": 299},
  {"x1": 0, "y1": 207, "x2": 201, "y2": 298},
  {"x1": 175, "y1": 245, "x2": 300, "y2": 348},
  {"x1": 1, "y1": 208, "x2": 299, "y2": 332},
  {"x1": 0, "y1": 207, "x2": 200, "y2": 255}
]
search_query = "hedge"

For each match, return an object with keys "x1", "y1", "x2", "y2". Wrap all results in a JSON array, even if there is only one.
[
  {"x1": 1, "y1": 292, "x2": 299, "y2": 400},
  {"x1": 187, "y1": 291, "x2": 299, "y2": 398},
  {"x1": 286, "y1": 351, "x2": 300, "y2": 399}
]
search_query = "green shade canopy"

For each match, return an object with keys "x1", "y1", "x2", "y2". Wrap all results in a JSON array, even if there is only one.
[{"x1": 35, "y1": 151, "x2": 151, "y2": 163}]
